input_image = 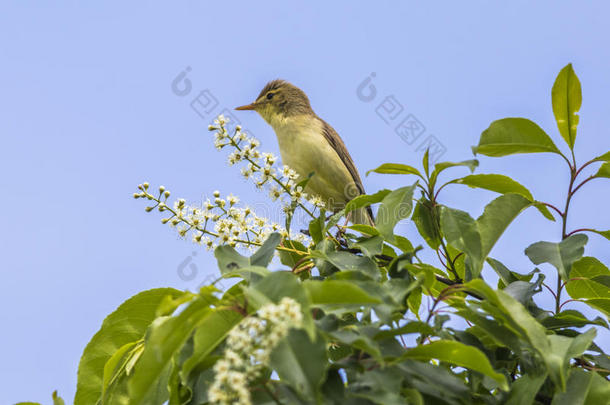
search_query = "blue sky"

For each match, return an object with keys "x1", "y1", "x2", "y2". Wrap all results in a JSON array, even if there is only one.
[{"x1": 2, "y1": 2, "x2": 609, "y2": 403}]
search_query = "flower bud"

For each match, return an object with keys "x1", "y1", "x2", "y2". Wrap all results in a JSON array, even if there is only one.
[
  {"x1": 164, "y1": 190, "x2": 170, "y2": 198},
  {"x1": 133, "y1": 193, "x2": 140, "y2": 199},
  {"x1": 213, "y1": 190, "x2": 220, "y2": 198},
  {"x1": 143, "y1": 182, "x2": 149, "y2": 190},
  {"x1": 159, "y1": 185, "x2": 165, "y2": 193},
  {"x1": 145, "y1": 206, "x2": 154, "y2": 212}
]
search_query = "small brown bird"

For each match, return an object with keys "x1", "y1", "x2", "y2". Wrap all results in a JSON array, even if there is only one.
[{"x1": 235, "y1": 80, "x2": 374, "y2": 225}]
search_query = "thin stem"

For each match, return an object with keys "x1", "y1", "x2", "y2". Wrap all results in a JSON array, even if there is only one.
[
  {"x1": 571, "y1": 175, "x2": 596, "y2": 195},
  {"x1": 566, "y1": 228, "x2": 595, "y2": 237},
  {"x1": 555, "y1": 152, "x2": 578, "y2": 314},
  {"x1": 540, "y1": 202, "x2": 564, "y2": 217}
]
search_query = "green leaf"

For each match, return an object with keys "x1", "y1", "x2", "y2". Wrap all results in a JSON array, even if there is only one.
[
  {"x1": 585, "y1": 298, "x2": 610, "y2": 318},
  {"x1": 246, "y1": 271, "x2": 315, "y2": 339},
  {"x1": 594, "y1": 162, "x2": 610, "y2": 178},
  {"x1": 52, "y1": 391, "x2": 65, "y2": 405},
  {"x1": 345, "y1": 189, "x2": 391, "y2": 214},
  {"x1": 429, "y1": 159, "x2": 478, "y2": 188},
  {"x1": 215, "y1": 233, "x2": 282, "y2": 274},
  {"x1": 440, "y1": 207, "x2": 482, "y2": 279},
  {"x1": 487, "y1": 257, "x2": 537, "y2": 288},
  {"x1": 524, "y1": 234, "x2": 588, "y2": 281},
  {"x1": 348, "y1": 223, "x2": 380, "y2": 236},
  {"x1": 397, "y1": 340, "x2": 508, "y2": 390},
  {"x1": 452, "y1": 174, "x2": 554, "y2": 221},
  {"x1": 422, "y1": 148, "x2": 430, "y2": 177},
  {"x1": 455, "y1": 174, "x2": 533, "y2": 199},
  {"x1": 412, "y1": 199, "x2": 441, "y2": 249},
  {"x1": 278, "y1": 239, "x2": 309, "y2": 268},
  {"x1": 477, "y1": 194, "x2": 532, "y2": 265},
  {"x1": 127, "y1": 297, "x2": 214, "y2": 405},
  {"x1": 585, "y1": 372, "x2": 610, "y2": 404},
  {"x1": 311, "y1": 250, "x2": 380, "y2": 280},
  {"x1": 250, "y1": 233, "x2": 282, "y2": 266},
  {"x1": 376, "y1": 184, "x2": 417, "y2": 240},
  {"x1": 591, "y1": 229, "x2": 610, "y2": 241},
  {"x1": 304, "y1": 279, "x2": 382, "y2": 305},
  {"x1": 547, "y1": 328, "x2": 597, "y2": 391},
  {"x1": 74, "y1": 288, "x2": 183, "y2": 405},
  {"x1": 366, "y1": 163, "x2": 421, "y2": 177},
  {"x1": 180, "y1": 309, "x2": 242, "y2": 380},
  {"x1": 350, "y1": 235, "x2": 384, "y2": 257},
  {"x1": 565, "y1": 257, "x2": 610, "y2": 318},
  {"x1": 269, "y1": 329, "x2": 328, "y2": 401},
  {"x1": 552, "y1": 63, "x2": 582, "y2": 149},
  {"x1": 442, "y1": 194, "x2": 531, "y2": 279},
  {"x1": 309, "y1": 210, "x2": 326, "y2": 244},
  {"x1": 593, "y1": 151, "x2": 610, "y2": 162},
  {"x1": 551, "y1": 368, "x2": 592, "y2": 405},
  {"x1": 566, "y1": 257, "x2": 610, "y2": 299},
  {"x1": 541, "y1": 309, "x2": 608, "y2": 330},
  {"x1": 505, "y1": 373, "x2": 548, "y2": 405},
  {"x1": 474, "y1": 118, "x2": 561, "y2": 157}
]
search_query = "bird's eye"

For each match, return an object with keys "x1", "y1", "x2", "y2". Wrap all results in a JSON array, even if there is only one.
[{"x1": 266, "y1": 92, "x2": 274, "y2": 100}]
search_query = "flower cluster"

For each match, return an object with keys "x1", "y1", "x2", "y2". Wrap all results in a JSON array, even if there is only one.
[
  {"x1": 134, "y1": 183, "x2": 309, "y2": 250},
  {"x1": 209, "y1": 115, "x2": 326, "y2": 215},
  {"x1": 208, "y1": 297, "x2": 303, "y2": 405}
]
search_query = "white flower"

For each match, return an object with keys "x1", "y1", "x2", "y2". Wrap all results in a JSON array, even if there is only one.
[{"x1": 227, "y1": 194, "x2": 239, "y2": 206}]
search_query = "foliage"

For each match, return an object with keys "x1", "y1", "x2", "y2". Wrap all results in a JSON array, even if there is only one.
[{"x1": 22, "y1": 64, "x2": 610, "y2": 404}]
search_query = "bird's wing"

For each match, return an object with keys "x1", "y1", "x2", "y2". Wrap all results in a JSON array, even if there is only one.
[
  {"x1": 319, "y1": 118, "x2": 374, "y2": 222},
  {"x1": 319, "y1": 118, "x2": 365, "y2": 194}
]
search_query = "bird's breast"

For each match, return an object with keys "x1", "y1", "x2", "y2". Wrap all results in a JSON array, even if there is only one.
[{"x1": 272, "y1": 117, "x2": 355, "y2": 205}]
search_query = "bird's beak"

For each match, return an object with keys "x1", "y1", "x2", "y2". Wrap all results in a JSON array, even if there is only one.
[{"x1": 235, "y1": 102, "x2": 257, "y2": 111}]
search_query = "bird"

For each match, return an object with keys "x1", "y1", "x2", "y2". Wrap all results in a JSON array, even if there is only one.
[{"x1": 235, "y1": 79, "x2": 374, "y2": 225}]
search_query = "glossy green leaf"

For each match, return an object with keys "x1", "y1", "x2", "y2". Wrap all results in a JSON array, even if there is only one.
[
  {"x1": 591, "y1": 229, "x2": 610, "y2": 241},
  {"x1": 442, "y1": 194, "x2": 531, "y2": 279},
  {"x1": 412, "y1": 199, "x2": 441, "y2": 249},
  {"x1": 593, "y1": 151, "x2": 610, "y2": 162},
  {"x1": 345, "y1": 189, "x2": 391, "y2": 214},
  {"x1": 566, "y1": 257, "x2": 610, "y2": 299},
  {"x1": 278, "y1": 239, "x2": 309, "y2": 268},
  {"x1": 180, "y1": 309, "x2": 242, "y2": 380},
  {"x1": 542, "y1": 309, "x2": 608, "y2": 330},
  {"x1": 452, "y1": 174, "x2": 553, "y2": 220},
  {"x1": 585, "y1": 372, "x2": 610, "y2": 404},
  {"x1": 366, "y1": 163, "x2": 421, "y2": 177},
  {"x1": 52, "y1": 391, "x2": 65, "y2": 405},
  {"x1": 311, "y1": 250, "x2": 379, "y2": 280},
  {"x1": 74, "y1": 288, "x2": 183, "y2": 405},
  {"x1": 474, "y1": 118, "x2": 561, "y2": 156},
  {"x1": 215, "y1": 233, "x2": 281, "y2": 275},
  {"x1": 552, "y1": 63, "x2": 582, "y2": 149},
  {"x1": 477, "y1": 194, "x2": 531, "y2": 263},
  {"x1": 127, "y1": 297, "x2": 214, "y2": 405},
  {"x1": 376, "y1": 184, "x2": 416, "y2": 240},
  {"x1": 525, "y1": 234, "x2": 588, "y2": 281},
  {"x1": 594, "y1": 162, "x2": 610, "y2": 178},
  {"x1": 429, "y1": 159, "x2": 478, "y2": 188},
  {"x1": 397, "y1": 340, "x2": 508, "y2": 390},
  {"x1": 440, "y1": 207, "x2": 482, "y2": 279},
  {"x1": 546, "y1": 328, "x2": 596, "y2": 391},
  {"x1": 455, "y1": 174, "x2": 534, "y2": 199},
  {"x1": 505, "y1": 372, "x2": 548, "y2": 405},
  {"x1": 350, "y1": 235, "x2": 384, "y2": 257},
  {"x1": 270, "y1": 329, "x2": 328, "y2": 400},
  {"x1": 551, "y1": 368, "x2": 591, "y2": 405},
  {"x1": 304, "y1": 279, "x2": 382, "y2": 305}
]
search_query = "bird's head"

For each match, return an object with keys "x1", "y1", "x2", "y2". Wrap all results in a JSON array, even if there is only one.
[{"x1": 235, "y1": 80, "x2": 313, "y2": 127}]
